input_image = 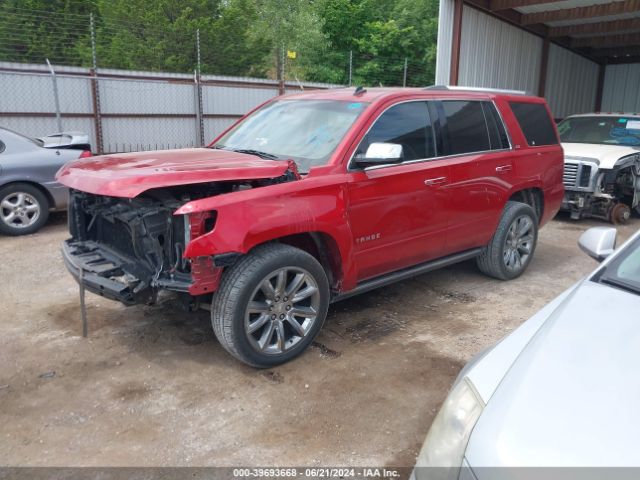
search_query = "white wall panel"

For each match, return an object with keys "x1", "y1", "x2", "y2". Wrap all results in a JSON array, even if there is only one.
[
  {"x1": 601, "y1": 63, "x2": 640, "y2": 113},
  {"x1": 545, "y1": 44, "x2": 598, "y2": 118},
  {"x1": 458, "y1": 6, "x2": 543, "y2": 94},
  {"x1": 435, "y1": 0, "x2": 455, "y2": 85}
]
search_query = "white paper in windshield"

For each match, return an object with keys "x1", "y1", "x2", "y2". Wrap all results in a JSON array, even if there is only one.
[{"x1": 626, "y1": 120, "x2": 640, "y2": 131}]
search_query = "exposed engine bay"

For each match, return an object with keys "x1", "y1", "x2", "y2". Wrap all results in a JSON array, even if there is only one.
[
  {"x1": 63, "y1": 173, "x2": 297, "y2": 305},
  {"x1": 562, "y1": 155, "x2": 640, "y2": 224}
]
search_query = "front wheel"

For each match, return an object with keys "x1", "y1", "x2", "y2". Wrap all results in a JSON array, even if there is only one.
[
  {"x1": 477, "y1": 201, "x2": 538, "y2": 280},
  {"x1": 211, "y1": 243, "x2": 330, "y2": 367}
]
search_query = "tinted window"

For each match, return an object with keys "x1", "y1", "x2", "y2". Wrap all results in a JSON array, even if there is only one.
[
  {"x1": 509, "y1": 102, "x2": 558, "y2": 146},
  {"x1": 356, "y1": 102, "x2": 435, "y2": 161},
  {"x1": 482, "y1": 102, "x2": 510, "y2": 150},
  {"x1": 442, "y1": 101, "x2": 490, "y2": 155}
]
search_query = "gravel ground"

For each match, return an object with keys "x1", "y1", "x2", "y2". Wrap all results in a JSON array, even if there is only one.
[{"x1": 0, "y1": 212, "x2": 638, "y2": 468}]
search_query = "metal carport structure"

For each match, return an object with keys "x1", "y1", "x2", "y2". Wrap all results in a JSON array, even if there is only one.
[{"x1": 436, "y1": 0, "x2": 640, "y2": 118}]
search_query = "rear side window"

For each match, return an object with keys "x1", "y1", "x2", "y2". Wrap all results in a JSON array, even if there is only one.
[
  {"x1": 509, "y1": 102, "x2": 558, "y2": 146},
  {"x1": 482, "y1": 102, "x2": 510, "y2": 150},
  {"x1": 441, "y1": 101, "x2": 490, "y2": 155},
  {"x1": 356, "y1": 101, "x2": 435, "y2": 161}
]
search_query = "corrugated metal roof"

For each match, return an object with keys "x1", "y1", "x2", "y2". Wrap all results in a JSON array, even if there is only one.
[
  {"x1": 515, "y1": 0, "x2": 615, "y2": 14},
  {"x1": 546, "y1": 10, "x2": 640, "y2": 26}
]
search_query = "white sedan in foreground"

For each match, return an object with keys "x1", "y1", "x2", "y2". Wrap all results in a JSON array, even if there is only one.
[{"x1": 414, "y1": 226, "x2": 640, "y2": 480}]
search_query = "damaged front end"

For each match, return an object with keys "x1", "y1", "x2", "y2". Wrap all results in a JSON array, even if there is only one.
[
  {"x1": 562, "y1": 154, "x2": 640, "y2": 223},
  {"x1": 62, "y1": 170, "x2": 298, "y2": 305},
  {"x1": 63, "y1": 188, "x2": 210, "y2": 305}
]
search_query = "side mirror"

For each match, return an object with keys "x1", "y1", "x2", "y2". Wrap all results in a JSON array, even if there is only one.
[
  {"x1": 578, "y1": 227, "x2": 617, "y2": 262},
  {"x1": 353, "y1": 142, "x2": 403, "y2": 167}
]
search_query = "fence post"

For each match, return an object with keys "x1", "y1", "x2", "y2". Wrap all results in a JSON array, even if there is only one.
[
  {"x1": 89, "y1": 13, "x2": 104, "y2": 154},
  {"x1": 348, "y1": 50, "x2": 353, "y2": 86},
  {"x1": 45, "y1": 59, "x2": 62, "y2": 132},
  {"x1": 403, "y1": 57, "x2": 408, "y2": 87},
  {"x1": 278, "y1": 44, "x2": 285, "y2": 95},
  {"x1": 194, "y1": 29, "x2": 205, "y2": 146}
]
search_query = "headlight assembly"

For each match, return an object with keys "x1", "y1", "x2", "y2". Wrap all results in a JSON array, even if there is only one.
[{"x1": 413, "y1": 377, "x2": 485, "y2": 480}]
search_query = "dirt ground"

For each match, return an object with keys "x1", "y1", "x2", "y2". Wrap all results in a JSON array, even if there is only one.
[{"x1": 0, "y1": 213, "x2": 638, "y2": 468}]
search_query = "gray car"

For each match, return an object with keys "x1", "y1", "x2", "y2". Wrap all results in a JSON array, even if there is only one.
[
  {"x1": 0, "y1": 127, "x2": 91, "y2": 235},
  {"x1": 414, "y1": 226, "x2": 640, "y2": 479}
]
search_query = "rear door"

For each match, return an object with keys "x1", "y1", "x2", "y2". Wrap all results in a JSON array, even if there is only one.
[
  {"x1": 436, "y1": 99, "x2": 514, "y2": 254},
  {"x1": 346, "y1": 100, "x2": 451, "y2": 281}
]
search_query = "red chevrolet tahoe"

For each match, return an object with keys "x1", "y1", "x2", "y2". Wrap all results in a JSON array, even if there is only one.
[{"x1": 57, "y1": 86, "x2": 564, "y2": 367}]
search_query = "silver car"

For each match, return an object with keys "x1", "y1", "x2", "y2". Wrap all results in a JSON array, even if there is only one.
[
  {"x1": 0, "y1": 127, "x2": 91, "y2": 235},
  {"x1": 415, "y1": 226, "x2": 640, "y2": 479}
]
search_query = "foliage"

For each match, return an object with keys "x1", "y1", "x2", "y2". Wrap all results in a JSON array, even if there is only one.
[{"x1": 0, "y1": 0, "x2": 439, "y2": 85}]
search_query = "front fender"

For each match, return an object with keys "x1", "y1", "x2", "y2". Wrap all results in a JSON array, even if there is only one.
[{"x1": 178, "y1": 175, "x2": 358, "y2": 290}]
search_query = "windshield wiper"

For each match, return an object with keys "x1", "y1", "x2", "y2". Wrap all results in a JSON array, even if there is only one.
[
  {"x1": 215, "y1": 146, "x2": 280, "y2": 160},
  {"x1": 599, "y1": 276, "x2": 640, "y2": 296}
]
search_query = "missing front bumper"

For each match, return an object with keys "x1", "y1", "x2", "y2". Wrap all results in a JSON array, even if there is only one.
[{"x1": 62, "y1": 240, "x2": 147, "y2": 305}]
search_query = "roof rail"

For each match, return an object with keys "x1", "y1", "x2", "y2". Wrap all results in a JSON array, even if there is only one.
[{"x1": 424, "y1": 85, "x2": 530, "y2": 96}]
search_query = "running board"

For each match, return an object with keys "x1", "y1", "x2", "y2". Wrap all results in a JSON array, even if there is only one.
[{"x1": 331, "y1": 248, "x2": 482, "y2": 303}]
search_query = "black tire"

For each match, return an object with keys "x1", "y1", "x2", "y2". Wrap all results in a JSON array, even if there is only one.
[
  {"x1": 211, "y1": 243, "x2": 330, "y2": 368},
  {"x1": 476, "y1": 201, "x2": 538, "y2": 280},
  {"x1": 0, "y1": 183, "x2": 50, "y2": 236}
]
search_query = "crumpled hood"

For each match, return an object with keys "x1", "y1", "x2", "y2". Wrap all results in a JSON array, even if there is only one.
[
  {"x1": 465, "y1": 280, "x2": 640, "y2": 468},
  {"x1": 563, "y1": 142, "x2": 640, "y2": 170},
  {"x1": 56, "y1": 148, "x2": 293, "y2": 198}
]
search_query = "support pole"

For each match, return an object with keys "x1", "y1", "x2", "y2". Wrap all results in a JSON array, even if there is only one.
[
  {"x1": 79, "y1": 268, "x2": 88, "y2": 338},
  {"x1": 538, "y1": 37, "x2": 550, "y2": 97},
  {"x1": 195, "y1": 30, "x2": 205, "y2": 146},
  {"x1": 348, "y1": 50, "x2": 353, "y2": 86},
  {"x1": 595, "y1": 62, "x2": 607, "y2": 112},
  {"x1": 89, "y1": 13, "x2": 104, "y2": 154},
  {"x1": 403, "y1": 57, "x2": 408, "y2": 87},
  {"x1": 450, "y1": 0, "x2": 464, "y2": 86},
  {"x1": 45, "y1": 59, "x2": 62, "y2": 132},
  {"x1": 278, "y1": 44, "x2": 286, "y2": 95}
]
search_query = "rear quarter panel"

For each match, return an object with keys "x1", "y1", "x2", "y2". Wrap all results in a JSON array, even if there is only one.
[{"x1": 496, "y1": 97, "x2": 564, "y2": 226}]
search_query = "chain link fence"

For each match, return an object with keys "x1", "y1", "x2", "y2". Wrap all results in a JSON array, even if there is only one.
[{"x1": 0, "y1": 5, "x2": 435, "y2": 153}]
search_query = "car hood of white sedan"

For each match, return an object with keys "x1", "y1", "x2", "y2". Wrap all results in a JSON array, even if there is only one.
[
  {"x1": 465, "y1": 279, "x2": 640, "y2": 469},
  {"x1": 563, "y1": 142, "x2": 640, "y2": 170}
]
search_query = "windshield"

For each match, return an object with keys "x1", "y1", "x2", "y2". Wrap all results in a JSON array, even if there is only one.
[
  {"x1": 213, "y1": 99, "x2": 369, "y2": 172},
  {"x1": 558, "y1": 116, "x2": 640, "y2": 146},
  {"x1": 598, "y1": 236, "x2": 640, "y2": 295}
]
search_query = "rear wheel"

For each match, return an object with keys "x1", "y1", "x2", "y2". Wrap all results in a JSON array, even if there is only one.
[
  {"x1": 211, "y1": 243, "x2": 330, "y2": 367},
  {"x1": 0, "y1": 183, "x2": 49, "y2": 236},
  {"x1": 477, "y1": 201, "x2": 538, "y2": 280}
]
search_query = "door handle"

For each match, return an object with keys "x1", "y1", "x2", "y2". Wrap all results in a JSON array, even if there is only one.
[
  {"x1": 495, "y1": 165, "x2": 512, "y2": 173},
  {"x1": 424, "y1": 176, "x2": 447, "y2": 186}
]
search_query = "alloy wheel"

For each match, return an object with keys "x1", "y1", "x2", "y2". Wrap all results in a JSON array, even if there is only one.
[
  {"x1": 503, "y1": 215, "x2": 534, "y2": 273},
  {"x1": 244, "y1": 267, "x2": 321, "y2": 355},
  {"x1": 0, "y1": 192, "x2": 41, "y2": 229}
]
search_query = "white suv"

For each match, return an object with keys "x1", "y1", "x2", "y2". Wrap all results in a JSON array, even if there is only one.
[{"x1": 558, "y1": 113, "x2": 640, "y2": 224}]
